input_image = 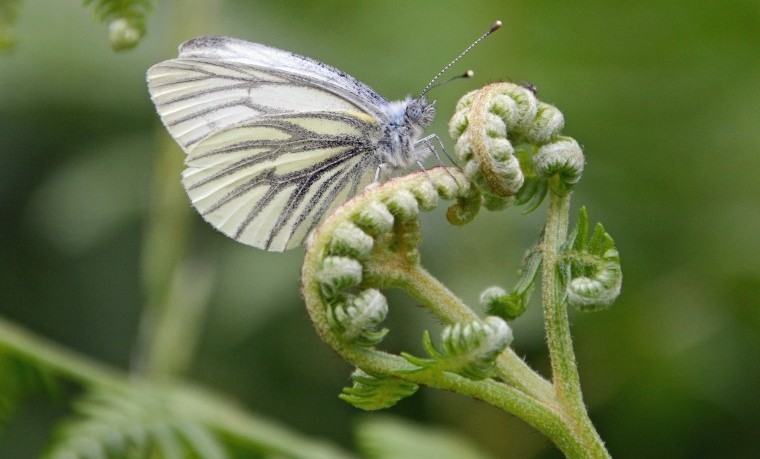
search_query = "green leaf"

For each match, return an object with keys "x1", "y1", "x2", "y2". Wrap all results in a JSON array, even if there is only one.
[
  {"x1": 355, "y1": 416, "x2": 497, "y2": 459},
  {"x1": 326, "y1": 289, "x2": 389, "y2": 347},
  {"x1": 0, "y1": 353, "x2": 58, "y2": 429},
  {"x1": 340, "y1": 369, "x2": 418, "y2": 411}
]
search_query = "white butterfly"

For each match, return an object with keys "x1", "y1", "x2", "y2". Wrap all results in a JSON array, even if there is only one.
[{"x1": 147, "y1": 24, "x2": 499, "y2": 251}]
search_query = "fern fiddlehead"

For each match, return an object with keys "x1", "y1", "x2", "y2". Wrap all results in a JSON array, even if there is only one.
[{"x1": 302, "y1": 81, "x2": 620, "y2": 458}]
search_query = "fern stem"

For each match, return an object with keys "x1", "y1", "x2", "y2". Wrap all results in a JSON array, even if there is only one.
[
  {"x1": 0, "y1": 316, "x2": 123, "y2": 390},
  {"x1": 393, "y1": 263, "x2": 555, "y2": 402},
  {"x1": 541, "y1": 186, "x2": 610, "y2": 458}
]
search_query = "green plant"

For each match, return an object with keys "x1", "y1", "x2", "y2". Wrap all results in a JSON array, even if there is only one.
[
  {"x1": 1, "y1": 4, "x2": 621, "y2": 456},
  {"x1": 0, "y1": 0, "x2": 152, "y2": 51},
  {"x1": 82, "y1": 0, "x2": 152, "y2": 50},
  {"x1": 301, "y1": 82, "x2": 621, "y2": 458}
]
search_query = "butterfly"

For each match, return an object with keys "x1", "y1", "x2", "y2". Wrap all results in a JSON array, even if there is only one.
[{"x1": 147, "y1": 23, "x2": 500, "y2": 251}]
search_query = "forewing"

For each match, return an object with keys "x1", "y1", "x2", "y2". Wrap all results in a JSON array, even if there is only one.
[
  {"x1": 177, "y1": 36, "x2": 389, "y2": 117},
  {"x1": 182, "y1": 111, "x2": 381, "y2": 251},
  {"x1": 146, "y1": 36, "x2": 388, "y2": 152},
  {"x1": 146, "y1": 36, "x2": 393, "y2": 251}
]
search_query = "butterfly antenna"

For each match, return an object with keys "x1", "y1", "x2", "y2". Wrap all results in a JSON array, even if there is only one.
[
  {"x1": 423, "y1": 70, "x2": 475, "y2": 94},
  {"x1": 418, "y1": 20, "x2": 502, "y2": 98}
]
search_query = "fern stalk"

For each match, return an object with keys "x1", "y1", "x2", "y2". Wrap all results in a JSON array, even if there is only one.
[{"x1": 541, "y1": 188, "x2": 610, "y2": 458}]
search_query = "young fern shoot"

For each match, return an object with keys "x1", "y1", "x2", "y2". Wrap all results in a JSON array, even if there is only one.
[{"x1": 301, "y1": 82, "x2": 621, "y2": 459}]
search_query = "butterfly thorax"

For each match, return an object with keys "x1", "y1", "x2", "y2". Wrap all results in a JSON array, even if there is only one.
[{"x1": 376, "y1": 96, "x2": 435, "y2": 169}]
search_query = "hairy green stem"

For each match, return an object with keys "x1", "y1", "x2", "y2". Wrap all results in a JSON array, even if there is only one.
[
  {"x1": 542, "y1": 189, "x2": 577, "y2": 403},
  {"x1": 299, "y1": 166, "x2": 611, "y2": 457},
  {"x1": 374, "y1": 355, "x2": 588, "y2": 458},
  {"x1": 366, "y1": 258, "x2": 554, "y2": 402},
  {"x1": 542, "y1": 187, "x2": 610, "y2": 458},
  {"x1": 303, "y1": 244, "x2": 589, "y2": 456},
  {"x1": 300, "y1": 286, "x2": 588, "y2": 459}
]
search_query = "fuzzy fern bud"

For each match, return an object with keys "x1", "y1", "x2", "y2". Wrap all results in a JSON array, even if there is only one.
[
  {"x1": 525, "y1": 102, "x2": 565, "y2": 145},
  {"x1": 355, "y1": 201, "x2": 394, "y2": 235},
  {"x1": 449, "y1": 82, "x2": 574, "y2": 207},
  {"x1": 328, "y1": 289, "x2": 389, "y2": 346},
  {"x1": 446, "y1": 190, "x2": 481, "y2": 226},
  {"x1": 410, "y1": 180, "x2": 439, "y2": 211},
  {"x1": 479, "y1": 287, "x2": 525, "y2": 321},
  {"x1": 403, "y1": 317, "x2": 512, "y2": 380},
  {"x1": 450, "y1": 85, "x2": 525, "y2": 197},
  {"x1": 384, "y1": 189, "x2": 420, "y2": 220},
  {"x1": 435, "y1": 173, "x2": 465, "y2": 200},
  {"x1": 533, "y1": 137, "x2": 585, "y2": 192},
  {"x1": 329, "y1": 222, "x2": 374, "y2": 259},
  {"x1": 450, "y1": 82, "x2": 584, "y2": 213},
  {"x1": 317, "y1": 256, "x2": 363, "y2": 297},
  {"x1": 563, "y1": 207, "x2": 622, "y2": 311}
]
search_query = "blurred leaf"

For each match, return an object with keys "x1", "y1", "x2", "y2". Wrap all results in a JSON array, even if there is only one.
[
  {"x1": 43, "y1": 386, "x2": 228, "y2": 459},
  {"x1": 26, "y1": 136, "x2": 152, "y2": 255},
  {"x1": 355, "y1": 416, "x2": 496, "y2": 459},
  {"x1": 0, "y1": 0, "x2": 20, "y2": 52},
  {"x1": 0, "y1": 352, "x2": 59, "y2": 430}
]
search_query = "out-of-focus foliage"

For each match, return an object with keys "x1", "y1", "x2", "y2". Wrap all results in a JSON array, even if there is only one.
[
  {"x1": 0, "y1": 0, "x2": 21, "y2": 51},
  {"x1": 0, "y1": 354, "x2": 57, "y2": 428},
  {"x1": 355, "y1": 415, "x2": 497, "y2": 459},
  {"x1": 1, "y1": 1, "x2": 758, "y2": 458},
  {"x1": 83, "y1": 0, "x2": 152, "y2": 50},
  {"x1": 42, "y1": 388, "x2": 227, "y2": 459}
]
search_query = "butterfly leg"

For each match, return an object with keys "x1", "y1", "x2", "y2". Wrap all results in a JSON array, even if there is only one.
[
  {"x1": 415, "y1": 160, "x2": 434, "y2": 183},
  {"x1": 418, "y1": 134, "x2": 458, "y2": 166},
  {"x1": 374, "y1": 163, "x2": 392, "y2": 183},
  {"x1": 417, "y1": 136, "x2": 460, "y2": 186}
]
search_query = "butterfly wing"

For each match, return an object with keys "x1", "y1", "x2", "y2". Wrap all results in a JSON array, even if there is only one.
[
  {"x1": 147, "y1": 37, "x2": 387, "y2": 251},
  {"x1": 147, "y1": 36, "x2": 389, "y2": 151}
]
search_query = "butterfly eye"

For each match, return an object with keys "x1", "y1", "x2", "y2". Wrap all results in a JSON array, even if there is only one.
[
  {"x1": 408, "y1": 100, "x2": 435, "y2": 128},
  {"x1": 406, "y1": 100, "x2": 435, "y2": 125},
  {"x1": 405, "y1": 103, "x2": 423, "y2": 120}
]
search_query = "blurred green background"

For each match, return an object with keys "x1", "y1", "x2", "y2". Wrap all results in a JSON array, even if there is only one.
[{"x1": 1, "y1": 0, "x2": 759, "y2": 457}]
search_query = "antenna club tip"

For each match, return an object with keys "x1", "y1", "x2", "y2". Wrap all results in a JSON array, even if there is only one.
[
  {"x1": 465, "y1": 70, "x2": 475, "y2": 78},
  {"x1": 490, "y1": 20, "x2": 503, "y2": 32}
]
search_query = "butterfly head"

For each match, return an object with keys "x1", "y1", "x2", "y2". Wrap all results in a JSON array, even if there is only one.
[{"x1": 405, "y1": 96, "x2": 436, "y2": 130}]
